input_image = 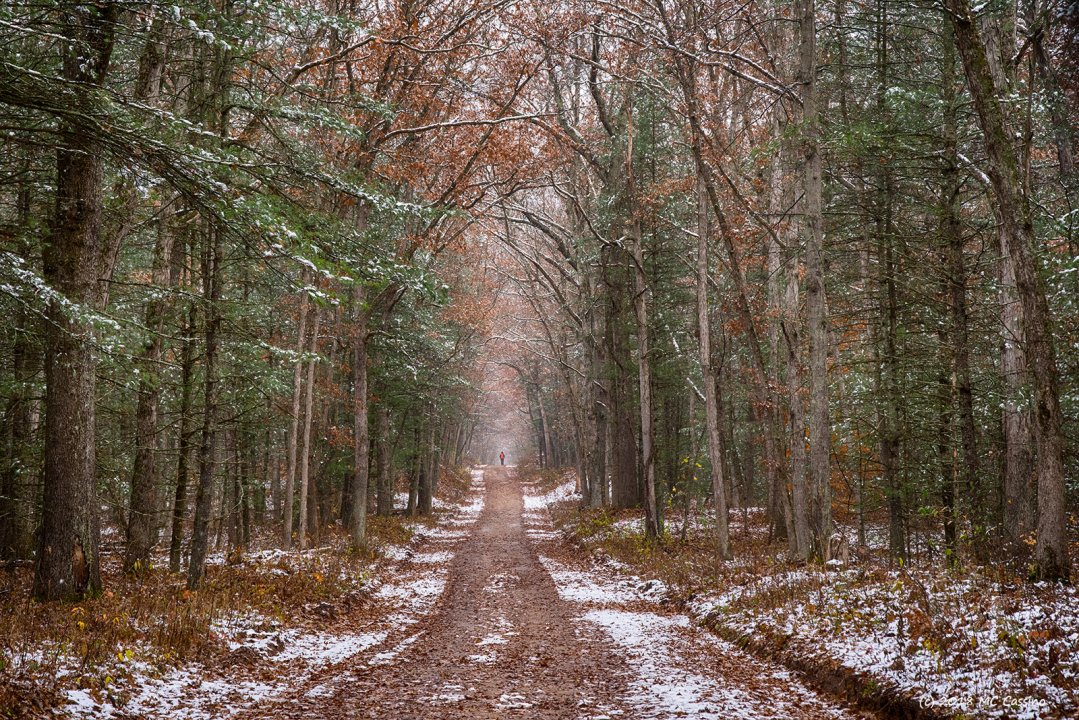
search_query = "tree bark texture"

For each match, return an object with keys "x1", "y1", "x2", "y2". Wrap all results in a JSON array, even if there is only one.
[
  {"x1": 350, "y1": 285, "x2": 371, "y2": 547},
  {"x1": 34, "y1": 1, "x2": 119, "y2": 601}
]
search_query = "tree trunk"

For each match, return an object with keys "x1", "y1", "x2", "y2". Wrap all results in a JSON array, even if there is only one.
[
  {"x1": 1000, "y1": 228, "x2": 1036, "y2": 548},
  {"x1": 376, "y1": 402, "x2": 393, "y2": 516},
  {"x1": 587, "y1": 280, "x2": 608, "y2": 508},
  {"x1": 282, "y1": 278, "x2": 309, "y2": 549},
  {"x1": 766, "y1": 132, "x2": 793, "y2": 544},
  {"x1": 606, "y1": 258, "x2": 639, "y2": 510},
  {"x1": 118, "y1": 19, "x2": 169, "y2": 574},
  {"x1": 784, "y1": 275, "x2": 810, "y2": 561},
  {"x1": 419, "y1": 421, "x2": 434, "y2": 515},
  {"x1": 940, "y1": 24, "x2": 979, "y2": 560},
  {"x1": 799, "y1": 0, "x2": 831, "y2": 561},
  {"x1": 124, "y1": 221, "x2": 176, "y2": 574},
  {"x1": 408, "y1": 422, "x2": 420, "y2": 516},
  {"x1": 674, "y1": 50, "x2": 786, "y2": 543},
  {"x1": 871, "y1": 0, "x2": 904, "y2": 563},
  {"x1": 537, "y1": 382, "x2": 553, "y2": 470},
  {"x1": 879, "y1": 216, "x2": 904, "y2": 562},
  {"x1": 227, "y1": 432, "x2": 242, "y2": 550},
  {"x1": 186, "y1": 222, "x2": 222, "y2": 590},
  {"x1": 945, "y1": 0, "x2": 1070, "y2": 582},
  {"x1": 169, "y1": 300, "x2": 197, "y2": 573},
  {"x1": 1, "y1": 234, "x2": 35, "y2": 561},
  {"x1": 1031, "y1": 35, "x2": 1075, "y2": 182},
  {"x1": 350, "y1": 286, "x2": 371, "y2": 547},
  {"x1": 696, "y1": 180, "x2": 731, "y2": 559},
  {"x1": 298, "y1": 307, "x2": 321, "y2": 551},
  {"x1": 631, "y1": 220, "x2": 660, "y2": 539},
  {"x1": 265, "y1": 428, "x2": 277, "y2": 523},
  {"x1": 33, "y1": 1, "x2": 119, "y2": 601}
]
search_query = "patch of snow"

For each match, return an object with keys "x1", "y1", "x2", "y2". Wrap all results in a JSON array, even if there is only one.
[
  {"x1": 376, "y1": 574, "x2": 446, "y2": 603},
  {"x1": 539, "y1": 555, "x2": 638, "y2": 605},
  {"x1": 477, "y1": 633, "x2": 511, "y2": 646},
  {"x1": 495, "y1": 692, "x2": 534, "y2": 709},
  {"x1": 410, "y1": 550, "x2": 455, "y2": 564},
  {"x1": 368, "y1": 631, "x2": 425, "y2": 666},
  {"x1": 523, "y1": 478, "x2": 578, "y2": 511},
  {"x1": 583, "y1": 608, "x2": 851, "y2": 719}
]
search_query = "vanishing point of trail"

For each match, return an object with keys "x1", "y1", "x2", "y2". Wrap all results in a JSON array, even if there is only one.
[{"x1": 243, "y1": 468, "x2": 875, "y2": 719}]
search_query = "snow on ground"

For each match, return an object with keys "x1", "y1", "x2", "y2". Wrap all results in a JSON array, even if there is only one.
[
  {"x1": 408, "y1": 525, "x2": 471, "y2": 541},
  {"x1": 524, "y1": 479, "x2": 854, "y2": 720},
  {"x1": 611, "y1": 507, "x2": 769, "y2": 539},
  {"x1": 58, "y1": 468, "x2": 489, "y2": 719},
  {"x1": 553, "y1": 487, "x2": 1078, "y2": 718},
  {"x1": 538, "y1": 555, "x2": 642, "y2": 605},
  {"x1": 73, "y1": 625, "x2": 390, "y2": 720},
  {"x1": 410, "y1": 550, "x2": 455, "y2": 564},
  {"x1": 693, "y1": 572, "x2": 1077, "y2": 718},
  {"x1": 214, "y1": 612, "x2": 389, "y2": 663},
  {"x1": 523, "y1": 476, "x2": 577, "y2": 510},
  {"x1": 522, "y1": 475, "x2": 577, "y2": 541},
  {"x1": 583, "y1": 607, "x2": 829, "y2": 720},
  {"x1": 392, "y1": 492, "x2": 456, "y2": 512},
  {"x1": 367, "y1": 629, "x2": 425, "y2": 666}
]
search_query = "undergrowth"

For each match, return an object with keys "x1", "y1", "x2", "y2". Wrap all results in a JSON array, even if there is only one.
[
  {"x1": 0, "y1": 510, "x2": 420, "y2": 718},
  {"x1": 549, "y1": 492, "x2": 1079, "y2": 717}
]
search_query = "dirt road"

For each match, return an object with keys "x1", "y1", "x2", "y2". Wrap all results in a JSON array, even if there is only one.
[{"x1": 244, "y1": 468, "x2": 874, "y2": 719}]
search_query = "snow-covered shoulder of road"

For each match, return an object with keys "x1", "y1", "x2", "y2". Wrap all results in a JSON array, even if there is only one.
[
  {"x1": 689, "y1": 570, "x2": 1077, "y2": 719},
  {"x1": 59, "y1": 469, "x2": 488, "y2": 720},
  {"x1": 522, "y1": 477, "x2": 859, "y2": 720},
  {"x1": 528, "y1": 476, "x2": 1078, "y2": 719}
]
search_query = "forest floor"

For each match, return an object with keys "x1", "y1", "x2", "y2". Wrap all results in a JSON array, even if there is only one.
[
  {"x1": 552, "y1": 489, "x2": 1079, "y2": 719},
  {"x1": 3, "y1": 467, "x2": 879, "y2": 719}
]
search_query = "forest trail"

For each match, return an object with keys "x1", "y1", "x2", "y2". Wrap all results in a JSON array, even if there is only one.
[{"x1": 242, "y1": 468, "x2": 875, "y2": 720}]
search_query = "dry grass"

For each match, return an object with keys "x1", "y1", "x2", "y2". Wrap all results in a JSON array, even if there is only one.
[
  {"x1": 549, "y1": 501, "x2": 798, "y2": 600},
  {"x1": 0, "y1": 513, "x2": 419, "y2": 719}
]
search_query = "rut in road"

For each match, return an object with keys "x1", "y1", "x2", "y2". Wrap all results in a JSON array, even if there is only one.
[{"x1": 243, "y1": 467, "x2": 875, "y2": 719}]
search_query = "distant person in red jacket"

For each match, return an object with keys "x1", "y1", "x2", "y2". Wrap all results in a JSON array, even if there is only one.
[{"x1": 499, "y1": 451, "x2": 505, "y2": 466}]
